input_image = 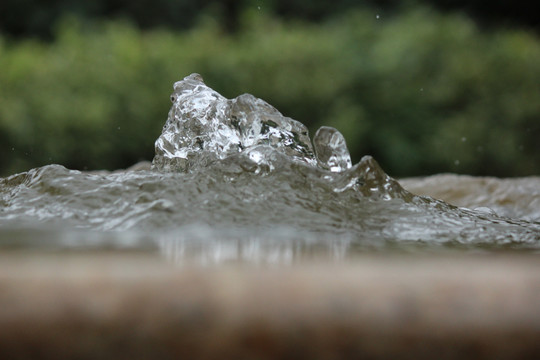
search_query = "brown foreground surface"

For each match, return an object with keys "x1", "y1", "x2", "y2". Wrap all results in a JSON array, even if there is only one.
[{"x1": 1, "y1": 252, "x2": 539, "y2": 359}]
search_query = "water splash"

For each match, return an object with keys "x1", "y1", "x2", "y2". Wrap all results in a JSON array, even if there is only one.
[
  {"x1": 152, "y1": 74, "x2": 408, "y2": 199},
  {"x1": 153, "y1": 73, "x2": 317, "y2": 172},
  {"x1": 0, "y1": 73, "x2": 539, "y2": 262}
]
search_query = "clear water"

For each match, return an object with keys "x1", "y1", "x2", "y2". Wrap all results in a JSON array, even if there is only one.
[{"x1": 1, "y1": 74, "x2": 539, "y2": 263}]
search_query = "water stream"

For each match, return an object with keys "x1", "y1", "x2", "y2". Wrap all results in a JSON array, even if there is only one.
[{"x1": 1, "y1": 74, "x2": 539, "y2": 262}]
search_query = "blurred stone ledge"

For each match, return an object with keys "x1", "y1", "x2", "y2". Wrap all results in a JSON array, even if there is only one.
[{"x1": 0, "y1": 253, "x2": 539, "y2": 359}]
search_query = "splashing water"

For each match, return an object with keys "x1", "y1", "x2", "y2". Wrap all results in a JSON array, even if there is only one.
[
  {"x1": 1, "y1": 74, "x2": 539, "y2": 262},
  {"x1": 153, "y1": 74, "x2": 318, "y2": 172}
]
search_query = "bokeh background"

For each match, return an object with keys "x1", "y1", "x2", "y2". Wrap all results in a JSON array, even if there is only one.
[{"x1": 1, "y1": 0, "x2": 539, "y2": 177}]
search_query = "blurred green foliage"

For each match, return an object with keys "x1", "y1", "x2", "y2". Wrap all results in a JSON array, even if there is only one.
[{"x1": 0, "y1": 6, "x2": 539, "y2": 177}]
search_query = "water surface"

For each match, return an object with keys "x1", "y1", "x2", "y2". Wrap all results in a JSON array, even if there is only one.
[{"x1": 1, "y1": 74, "x2": 538, "y2": 262}]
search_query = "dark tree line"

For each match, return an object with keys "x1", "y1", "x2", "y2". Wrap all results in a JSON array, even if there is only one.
[{"x1": 1, "y1": 0, "x2": 538, "y2": 40}]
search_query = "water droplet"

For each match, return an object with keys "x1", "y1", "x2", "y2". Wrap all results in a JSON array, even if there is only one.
[
  {"x1": 313, "y1": 127, "x2": 352, "y2": 172},
  {"x1": 376, "y1": 14, "x2": 380, "y2": 19},
  {"x1": 258, "y1": 6, "x2": 261, "y2": 10}
]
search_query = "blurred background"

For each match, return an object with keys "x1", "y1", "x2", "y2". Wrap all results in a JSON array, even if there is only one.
[{"x1": 0, "y1": 0, "x2": 538, "y2": 177}]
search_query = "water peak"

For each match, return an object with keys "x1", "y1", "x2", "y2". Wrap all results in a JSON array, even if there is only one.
[
  {"x1": 153, "y1": 73, "x2": 319, "y2": 172},
  {"x1": 153, "y1": 73, "x2": 359, "y2": 175}
]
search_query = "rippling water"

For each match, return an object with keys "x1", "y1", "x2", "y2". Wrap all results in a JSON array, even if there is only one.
[{"x1": 1, "y1": 74, "x2": 539, "y2": 262}]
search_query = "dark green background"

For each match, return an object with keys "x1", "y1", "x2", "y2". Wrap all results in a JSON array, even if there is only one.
[{"x1": 1, "y1": 0, "x2": 539, "y2": 177}]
